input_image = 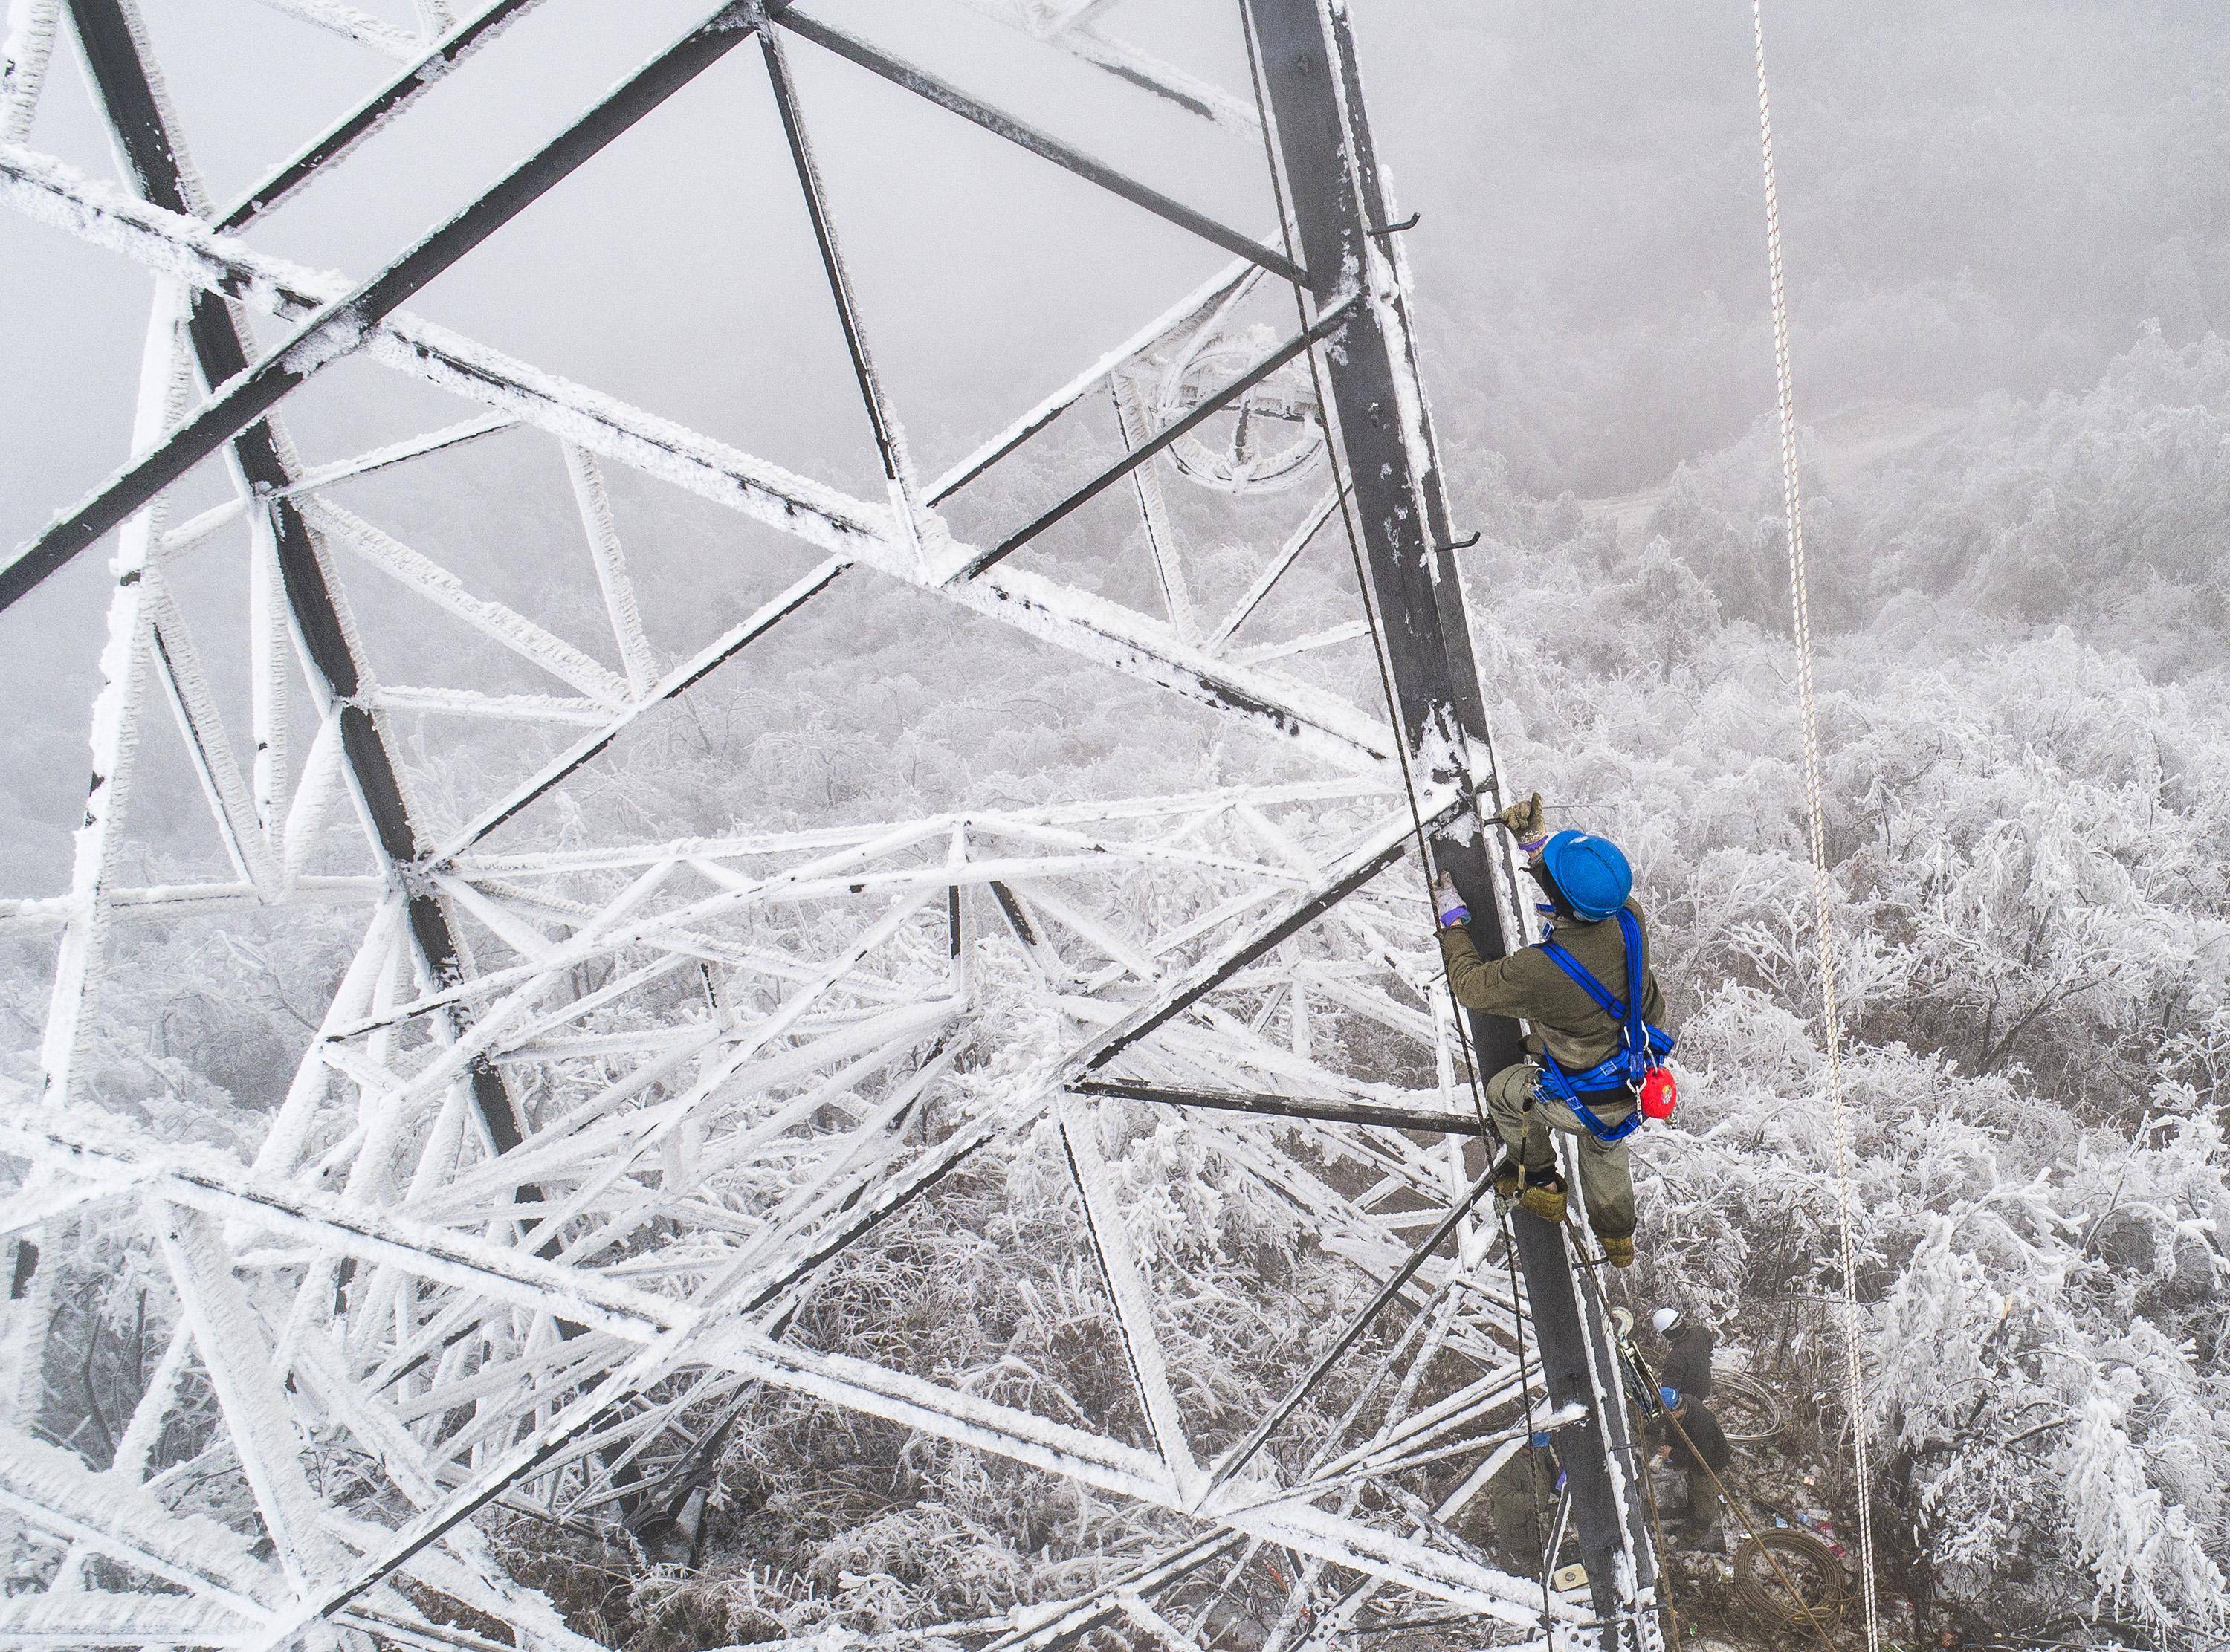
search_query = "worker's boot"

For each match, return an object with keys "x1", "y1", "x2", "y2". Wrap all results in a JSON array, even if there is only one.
[
  {"x1": 1600, "y1": 1232, "x2": 1635, "y2": 1269},
  {"x1": 1519, "y1": 1166, "x2": 1567, "y2": 1224}
]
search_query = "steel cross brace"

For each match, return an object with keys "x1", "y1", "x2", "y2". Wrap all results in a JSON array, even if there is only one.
[
  {"x1": 0, "y1": 0, "x2": 779, "y2": 611},
  {"x1": 772, "y1": 5, "x2": 1302, "y2": 285},
  {"x1": 0, "y1": 146, "x2": 1393, "y2": 771}
]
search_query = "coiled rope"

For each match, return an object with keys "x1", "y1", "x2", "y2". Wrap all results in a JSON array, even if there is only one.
[{"x1": 1749, "y1": 4, "x2": 1884, "y2": 1648}]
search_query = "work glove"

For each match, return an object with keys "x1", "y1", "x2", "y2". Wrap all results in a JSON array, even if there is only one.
[
  {"x1": 1496, "y1": 791, "x2": 1548, "y2": 852},
  {"x1": 1430, "y1": 869, "x2": 1469, "y2": 928}
]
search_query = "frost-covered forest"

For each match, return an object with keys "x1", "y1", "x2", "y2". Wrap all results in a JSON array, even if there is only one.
[{"x1": 5, "y1": 2, "x2": 2230, "y2": 1651}]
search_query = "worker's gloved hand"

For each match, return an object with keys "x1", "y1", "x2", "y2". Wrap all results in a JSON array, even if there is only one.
[
  {"x1": 1431, "y1": 870, "x2": 1469, "y2": 928},
  {"x1": 1496, "y1": 791, "x2": 1549, "y2": 852}
]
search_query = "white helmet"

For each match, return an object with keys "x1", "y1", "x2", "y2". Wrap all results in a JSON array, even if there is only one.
[{"x1": 1652, "y1": 1308, "x2": 1682, "y2": 1335}]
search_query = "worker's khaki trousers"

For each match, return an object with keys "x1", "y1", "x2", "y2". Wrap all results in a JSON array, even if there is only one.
[{"x1": 1484, "y1": 1060, "x2": 1638, "y2": 1240}]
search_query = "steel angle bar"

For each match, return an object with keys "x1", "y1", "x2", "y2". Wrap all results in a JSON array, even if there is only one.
[
  {"x1": 306, "y1": 499, "x2": 632, "y2": 704},
  {"x1": 1246, "y1": 0, "x2": 1653, "y2": 1636},
  {"x1": 1206, "y1": 485, "x2": 1343, "y2": 652},
  {"x1": 459, "y1": 777, "x2": 1388, "y2": 877},
  {"x1": 1111, "y1": 373, "x2": 1196, "y2": 639},
  {"x1": 378, "y1": 687, "x2": 613, "y2": 725},
  {"x1": 1199, "y1": 1165, "x2": 1498, "y2": 1502},
  {"x1": 249, "y1": 0, "x2": 419, "y2": 59},
  {"x1": 0, "y1": 0, "x2": 62, "y2": 144},
  {"x1": 562, "y1": 445, "x2": 658, "y2": 695},
  {"x1": 214, "y1": 1, "x2": 546, "y2": 230},
  {"x1": 0, "y1": 1165, "x2": 144, "y2": 1241},
  {"x1": 282, "y1": 414, "x2": 518, "y2": 502},
  {"x1": 772, "y1": 7, "x2": 1302, "y2": 285},
  {"x1": 1073, "y1": 1080, "x2": 1481, "y2": 1138},
  {"x1": 963, "y1": 295, "x2": 1359, "y2": 579},
  {"x1": 152, "y1": 1206, "x2": 346, "y2": 1589},
  {"x1": 757, "y1": 18, "x2": 919, "y2": 531},
  {"x1": 1232, "y1": 618, "x2": 1369, "y2": 667},
  {"x1": 1058, "y1": 1097, "x2": 1200, "y2": 1491},
  {"x1": 926, "y1": 259, "x2": 1255, "y2": 504},
  {"x1": 0, "y1": 1593, "x2": 258, "y2": 1647},
  {"x1": 946, "y1": 0, "x2": 1260, "y2": 135},
  {"x1": 1, "y1": 0, "x2": 762, "y2": 612}
]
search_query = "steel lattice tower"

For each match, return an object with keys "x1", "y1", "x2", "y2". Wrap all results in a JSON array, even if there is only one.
[{"x1": 0, "y1": 1, "x2": 1660, "y2": 1646}]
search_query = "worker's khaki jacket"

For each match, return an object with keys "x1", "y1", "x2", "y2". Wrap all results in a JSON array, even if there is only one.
[{"x1": 1435, "y1": 898, "x2": 1669, "y2": 1074}]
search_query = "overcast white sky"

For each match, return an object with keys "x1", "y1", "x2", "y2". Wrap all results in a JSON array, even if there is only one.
[{"x1": 6, "y1": 0, "x2": 2224, "y2": 884}]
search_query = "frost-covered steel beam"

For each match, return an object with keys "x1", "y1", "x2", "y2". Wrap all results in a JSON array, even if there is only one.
[
  {"x1": 248, "y1": 0, "x2": 418, "y2": 61},
  {"x1": 1071, "y1": 1079, "x2": 1483, "y2": 1137},
  {"x1": 757, "y1": 19, "x2": 922, "y2": 552},
  {"x1": 212, "y1": 0, "x2": 548, "y2": 231},
  {"x1": 0, "y1": 0, "x2": 60, "y2": 143},
  {"x1": 59, "y1": 0, "x2": 531, "y2": 1162},
  {"x1": 0, "y1": 146, "x2": 1390, "y2": 769},
  {"x1": 1247, "y1": 0, "x2": 1655, "y2": 1638},
  {"x1": 1059, "y1": 1097, "x2": 1201, "y2": 1494},
  {"x1": 926, "y1": 261, "x2": 1252, "y2": 504},
  {"x1": 36, "y1": 279, "x2": 181, "y2": 1115},
  {"x1": 0, "y1": 0, "x2": 765, "y2": 612},
  {"x1": 774, "y1": 7, "x2": 1304, "y2": 287},
  {"x1": 963, "y1": 295, "x2": 1359, "y2": 578},
  {"x1": 1, "y1": 1107, "x2": 1559, "y2": 1630},
  {"x1": 946, "y1": 0, "x2": 1260, "y2": 136}
]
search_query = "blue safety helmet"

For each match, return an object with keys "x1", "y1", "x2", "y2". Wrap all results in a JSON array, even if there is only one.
[
  {"x1": 1530, "y1": 1432, "x2": 1552, "y2": 1449},
  {"x1": 1538, "y1": 830, "x2": 1632, "y2": 923},
  {"x1": 1658, "y1": 1384, "x2": 1681, "y2": 1410}
]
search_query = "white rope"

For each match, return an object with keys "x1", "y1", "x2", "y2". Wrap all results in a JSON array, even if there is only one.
[{"x1": 1749, "y1": 5, "x2": 1884, "y2": 1648}]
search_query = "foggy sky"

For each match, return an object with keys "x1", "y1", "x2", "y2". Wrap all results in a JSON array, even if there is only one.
[{"x1": 5, "y1": 0, "x2": 2228, "y2": 887}]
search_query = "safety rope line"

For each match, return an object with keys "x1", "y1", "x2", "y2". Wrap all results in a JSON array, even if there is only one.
[
  {"x1": 1497, "y1": 1208, "x2": 1560, "y2": 1645},
  {"x1": 1632, "y1": 1429, "x2": 1686, "y2": 1652},
  {"x1": 1750, "y1": 5, "x2": 1883, "y2": 1647}
]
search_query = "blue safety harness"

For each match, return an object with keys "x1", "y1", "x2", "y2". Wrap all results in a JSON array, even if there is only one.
[{"x1": 1534, "y1": 908, "x2": 1676, "y2": 1144}]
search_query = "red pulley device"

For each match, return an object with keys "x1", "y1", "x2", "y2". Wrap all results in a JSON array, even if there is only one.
[{"x1": 1638, "y1": 1066, "x2": 1678, "y2": 1121}]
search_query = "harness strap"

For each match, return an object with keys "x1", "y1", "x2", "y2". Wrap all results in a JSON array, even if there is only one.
[{"x1": 1533, "y1": 909, "x2": 1675, "y2": 1144}]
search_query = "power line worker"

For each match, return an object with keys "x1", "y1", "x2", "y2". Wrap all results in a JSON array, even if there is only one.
[
  {"x1": 1430, "y1": 793, "x2": 1676, "y2": 1268},
  {"x1": 1486, "y1": 1430, "x2": 1559, "y2": 1577},
  {"x1": 1653, "y1": 1306, "x2": 1716, "y2": 1402},
  {"x1": 1654, "y1": 1387, "x2": 1732, "y2": 1550}
]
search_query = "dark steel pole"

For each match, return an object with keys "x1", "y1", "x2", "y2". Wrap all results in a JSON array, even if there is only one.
[
  {"x1": 1244, "y1": 0, "x2": 1653, "y2": 1639},
  {"x1": 65, "y1": 0, "x2": 529, "y2": 1164}
]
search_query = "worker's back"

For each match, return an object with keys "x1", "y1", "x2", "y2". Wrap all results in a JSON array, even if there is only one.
[{"x1": 1661, "y1": 1321, "x2": 1715, "y2": 1401}]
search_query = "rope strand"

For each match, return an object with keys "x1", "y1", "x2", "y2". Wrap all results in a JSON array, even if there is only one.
[{"x1": 1750, "y1": 6, "x2": 1883, "y2": 1648}]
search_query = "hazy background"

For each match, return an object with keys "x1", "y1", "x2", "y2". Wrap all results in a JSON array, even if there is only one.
[
  {"x1": 8, "y1": 4, "x2": 2230, "y2": 1643},
  {"x1": 10, "y1": 0, "x2": 2230, "y2": 884}
]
